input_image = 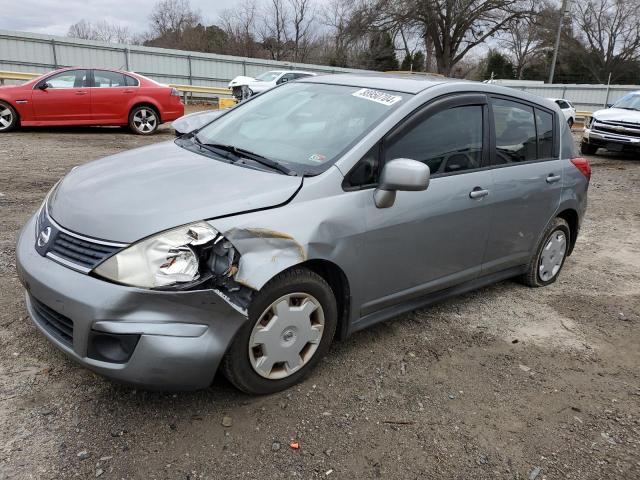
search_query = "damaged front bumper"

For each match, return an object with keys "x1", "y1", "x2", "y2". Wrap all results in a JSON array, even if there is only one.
[{"x1": 16, "y1": 215, "x2": 248, "y2": 390}]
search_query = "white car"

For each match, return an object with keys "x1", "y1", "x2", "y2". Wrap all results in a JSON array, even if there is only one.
[
  {"x1": 228, "y1": 70, "x2": 316, "y2": 100},
  {"x1": 548, "y1": 98, "x2": 577, "y2": 127}
]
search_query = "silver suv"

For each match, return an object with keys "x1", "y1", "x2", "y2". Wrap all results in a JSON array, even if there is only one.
[{"x1": 16, "y1": 74, "x2": 590, "y2": 394}]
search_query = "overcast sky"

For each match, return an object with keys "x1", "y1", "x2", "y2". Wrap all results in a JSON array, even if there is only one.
[{"x1": 0, "y1": 0, "x2": 237, "y2": 37}]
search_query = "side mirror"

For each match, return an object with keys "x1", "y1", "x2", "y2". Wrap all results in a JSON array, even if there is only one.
[
  {"x1": 278, "y1": 77, "x2": 289, "y2": 84},
  {"x1": 606, "y1": 103, "x2": 613, "y2": 108},
  {"x1": 373, "y1": 158, "x2": 430, "y2": 208},
  {"x1": 38, "y1": 82, "x2": 50, "y2": 90}
]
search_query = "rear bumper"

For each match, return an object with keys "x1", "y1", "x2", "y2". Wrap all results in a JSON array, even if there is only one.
[
  {"x1": 583, "y1": 129, "x2": 640, "y2": 152},
  {"x1": 16, "y1": 215, "x2": 247, "y2": 390},
  {"x1": 162, "y1": 105, "x2": 185, "y2": 123}
]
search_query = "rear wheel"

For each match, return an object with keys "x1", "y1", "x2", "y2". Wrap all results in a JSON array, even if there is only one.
[
  {"x1": 222, "y1": 268, "x2": 337, "y2": 394},
  {"x1": 0, "y1": 101, "x2": 18, "y2": 132},
  {"x1": 580, "y1": 141, "x2": 598, "y2": 155},
  {"x1": 129, "y1": 105, "x2": 159, "y2": 135},
  {"x1": 520, "y1": 217, "x2": 570, "y2": 287}
]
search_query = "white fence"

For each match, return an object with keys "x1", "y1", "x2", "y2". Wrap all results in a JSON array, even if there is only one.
[
  {"x1": 0, "y1": 29, "x2": 361, "y2": 88},
  {"x1": 494, "y1": 81, "x2": 639, "y2": 113}
]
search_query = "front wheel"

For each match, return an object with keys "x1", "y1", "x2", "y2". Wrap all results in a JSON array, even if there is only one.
[
  {"x1": 520, "y1": 217, "x2": 570, "y2": 287},
  {"x1": 0, "y1": 101, "x2": 18, "y2": 132},
  {"x1": 581, "y1": 141, "x2": 598, "y2": 155},
  {"x1": 222, "y1": 268, "x2": 337, "y2": 394},
  {"x1": 129, "y1": 106, "x2": 159, "y2": 135},
  {"x1": 568, "y1": 117, "x2": 574, "y2": 128}
]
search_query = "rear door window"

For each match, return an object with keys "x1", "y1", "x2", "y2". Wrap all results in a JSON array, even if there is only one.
[
  {"x1": 93, "y1": 70, "x2": 126, "y2": 88},
  {"x1": 492, "y1": 98, "x2": 537, "y2": 163}
]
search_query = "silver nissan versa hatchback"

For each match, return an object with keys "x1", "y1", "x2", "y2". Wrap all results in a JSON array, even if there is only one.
[{"x1": 16, "y1": 74, "x2": 590, "y2": 394}]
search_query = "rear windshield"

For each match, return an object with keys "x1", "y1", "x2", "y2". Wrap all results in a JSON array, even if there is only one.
[{"x1": 195, "y1": 83, "x2": 410, "y2": 175}]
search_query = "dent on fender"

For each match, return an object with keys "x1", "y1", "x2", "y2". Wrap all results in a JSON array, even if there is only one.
[{"x1": 224, "y1": 227, "x2": 307, "y2": 290}]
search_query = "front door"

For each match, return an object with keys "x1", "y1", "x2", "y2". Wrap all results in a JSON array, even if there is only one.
[
  {"x1": 355, "y1": 94, "x2": 494, "y2": 318},
  {"x1": 32, "y1": 69, "x2": 91, "y2": 122}
]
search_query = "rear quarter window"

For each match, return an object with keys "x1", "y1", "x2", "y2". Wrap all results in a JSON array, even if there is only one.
[{"x1": 124, "y1": 75, "x2": 139, "y2": 87}]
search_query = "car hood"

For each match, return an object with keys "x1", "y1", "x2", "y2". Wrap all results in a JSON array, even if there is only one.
[
  {"x1": 592, "y1": 108, "x2": 640, "y2": 124},
  {"x1": 171, "y1": 109, "x2": 226, "y2": 134},
  {"x1": 48, "y1": 141, "x2": 302, "y2": 243},
  {"x1": 228, "y1": 75, "x2": 256, "y2": 87}
]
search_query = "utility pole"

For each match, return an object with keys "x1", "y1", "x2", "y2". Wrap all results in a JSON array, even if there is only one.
[{"x1": 548, "y1": 0, "x2": 569, "y2": 84}]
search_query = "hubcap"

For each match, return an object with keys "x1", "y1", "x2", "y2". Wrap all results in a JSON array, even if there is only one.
[
  {"x1": 0, "y1": 106, "x2": 13, "y2": 130},
  {"x1": 249, "y1": 293, "x2": 325, "y2": 380},
  {"x1": 133, "y1": 108, "x2": 157, "y2": 133},
  {"x1": 538, "y1": 230, "x2": 567, "y2": 281}
]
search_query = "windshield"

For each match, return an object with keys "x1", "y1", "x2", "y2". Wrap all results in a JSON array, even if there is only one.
[
  {"x1": 613, "y1": 93, "x2": 640, "y2": 110},
  {"x1": 195, "y1": 82, "x2": 409, "y2": 175},
  {"x1": 255, "y1": 71, "x2": 283, "y2": 82}
]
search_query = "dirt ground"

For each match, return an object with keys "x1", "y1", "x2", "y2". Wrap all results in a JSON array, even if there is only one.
[{"x1": 0, "y1": 122, "x2": 638, "y2": 480}]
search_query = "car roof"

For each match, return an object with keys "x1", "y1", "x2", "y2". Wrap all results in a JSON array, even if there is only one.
[{"x1": 297, "y1": 72, "x2": 453, "y2": 93}]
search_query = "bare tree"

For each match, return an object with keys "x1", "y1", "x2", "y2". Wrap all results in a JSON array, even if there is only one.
[
  {"x1": 258, "y1": 0, "x2": 291, "y2": 60},
  {"x1": 149, "y1": 0, "x2": 201, "y2": 44},
  {"x1": 220, "y1": 0, "x2": 262, "y2": 57},
  {"x1": 574, "y1": 0, "x2": 640, "y2": 83},
  {"x1": 321, "y1": 0, "x2": 362, "y2": 67},
  {"x1": 68, "y1": 19, "x2": 133, "y2": 44},
  {"x1": 499, "y1": 2, "x2": 545, "y2": 79},
  {"x1": 363, "y1": 0, "x2": 532, "y2": 76},
  {"x1": 289, "y1": 0, "x2": 316, "y2": 62}
]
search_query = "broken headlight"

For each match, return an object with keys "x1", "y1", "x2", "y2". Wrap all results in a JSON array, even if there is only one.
[{"x1": 93, "y1": 222, "x2": 231, "y2": 289}]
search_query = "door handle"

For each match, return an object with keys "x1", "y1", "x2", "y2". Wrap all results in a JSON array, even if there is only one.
[
  {"x1": 546, "y1": 174, "x2": 561, "y2": 184},
  {"x1": 469, "y1": 187, "x2": 489, "y2": 199},
  {"x1": 123, "y1": 89, "x2": 134, "y2": 93},
  {"x1": 75, "y1": 91, "x2": 88, "y2": 95}
]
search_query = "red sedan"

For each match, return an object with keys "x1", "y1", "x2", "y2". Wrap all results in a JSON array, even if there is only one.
[{"x1": 0, "y1": 67, "x2": 184, "y2": 135}]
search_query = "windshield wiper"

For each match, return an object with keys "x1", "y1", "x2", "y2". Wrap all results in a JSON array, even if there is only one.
[
  {"x1": 194, "y1": 137, "x2": 296, "y2": 176},
  {"x1": 616, "y1": 106, "x2": 640, "y2": 111},
  {"x1": 231, "y1": 146, "x2": 297, "y2": 176},
  {"x1": 192, "y1": 137, "x2": 239, "y2": 161}
]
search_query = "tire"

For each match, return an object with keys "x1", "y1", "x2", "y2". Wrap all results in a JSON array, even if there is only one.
[
  {"x1": 0, "y1": 101, "x2": 18, "y2": 133},
  {"x1": 128, "y1": 105, "x2": 159, "y2": 135},
  {"x1": 580, "y1": 141, "x2": 598, "y2": 155},
  {"x1": 567, "y1": 117, "x2": 574, "y2": 128},
  {"x1": 222, "y1": 267, "x2": 337, "y2": 394},
  {"x1": 520, "y1": 217, "x2": 570, "y2": 288}
]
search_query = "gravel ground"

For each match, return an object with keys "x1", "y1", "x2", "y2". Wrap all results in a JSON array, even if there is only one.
[{"x1": 0, "y1": 123, "x2": 638, "y2": 480}]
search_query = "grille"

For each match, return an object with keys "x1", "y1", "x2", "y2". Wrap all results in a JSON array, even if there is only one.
[
  {"x1": 30, "y1": 296, "x2": 74, "y2": 347},
  {"x1": 49, "y1": 231, "x2": 121, "y2": 269},
  {"x1": 593, "y1": 121, "x2": 640, "y2": 138}
]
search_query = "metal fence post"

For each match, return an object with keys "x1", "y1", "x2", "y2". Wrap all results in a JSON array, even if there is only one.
[
  {"x1": 242, "y1": 60, "x2": 246, "y2": 76},
  {"x1": 604, "y1": 72, "x2": 612, "y2": 107},
  {"x1": 187, "y1": 55, "x2": 193, "y2": 85},
  {"x1": 51, "y1": 39, "x2": 58, "y2": 69},
  {"x1": 124, "y1": 47, "x2": 130, "y2": 70}
]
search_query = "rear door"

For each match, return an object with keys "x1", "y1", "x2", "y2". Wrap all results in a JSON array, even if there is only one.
[
  {"x1": 90, "y1": 70, "x2": 134, "y2": 122},
  {"x1": 482, "y1": 97, "x2": 563, "y2": 275},
  {"x1": 32, "y1": 70, "x2": 91, "y2": 122},
  {"x1": 354, "y1": 94, "x2": 494, "y2": 316}
]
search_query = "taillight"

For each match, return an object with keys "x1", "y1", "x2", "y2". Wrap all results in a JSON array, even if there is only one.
[
  {"x1": 571, "y1": 157, "x2": 591, "y2": 181},
  {"x1": 170, "y1": 87, "x2": 180, "y2": 96}
]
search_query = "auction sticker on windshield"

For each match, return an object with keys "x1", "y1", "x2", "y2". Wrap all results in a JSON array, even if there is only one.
[{"x1": 352, "y1": 88, "x2": 402, "y2": 106}]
